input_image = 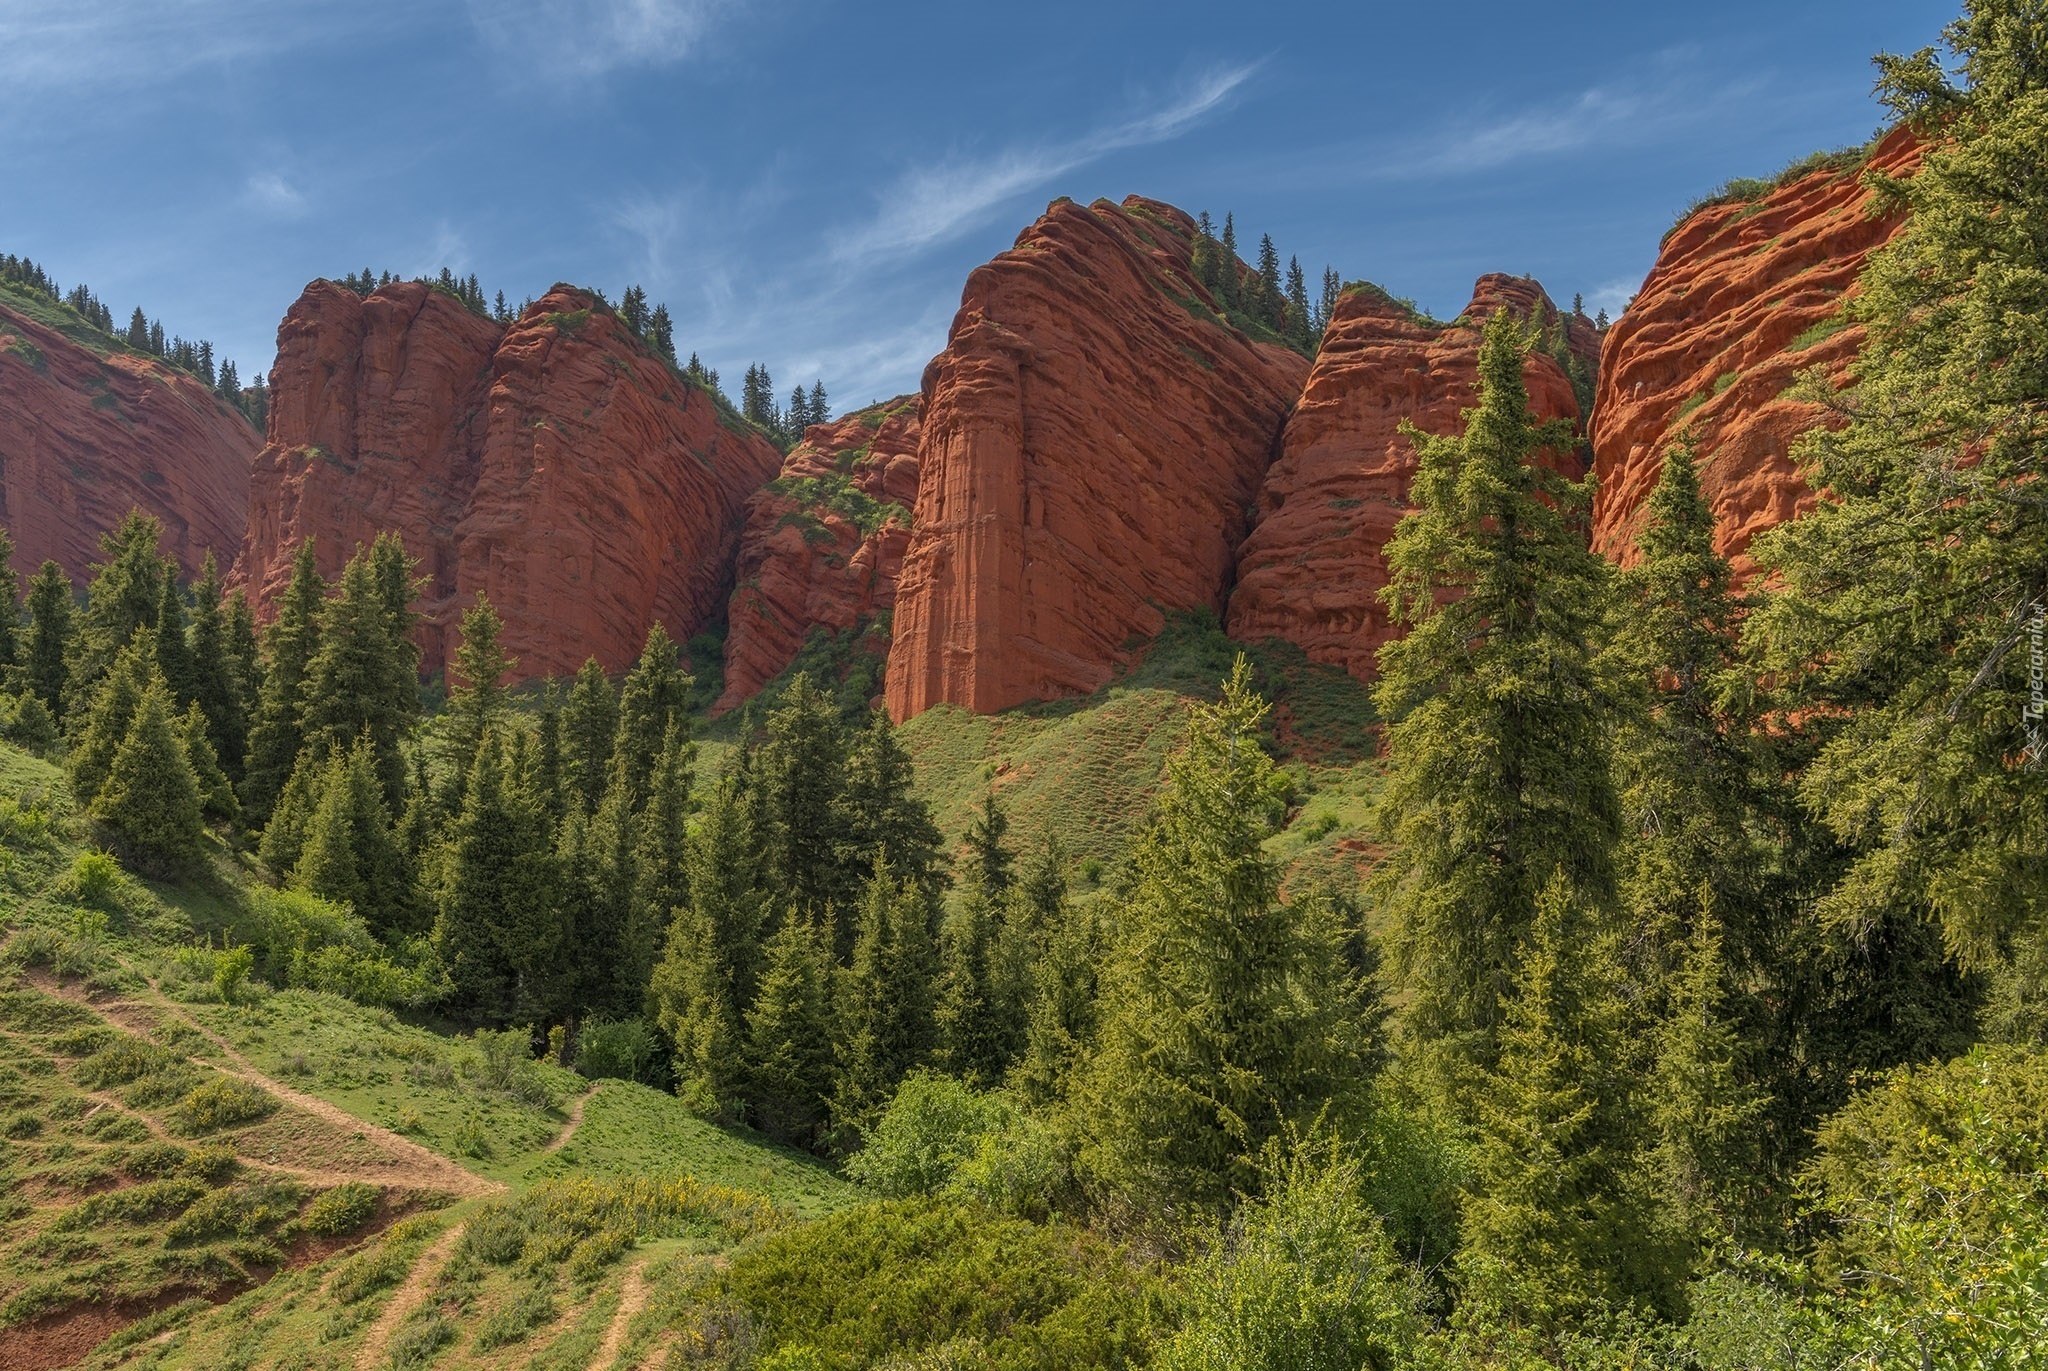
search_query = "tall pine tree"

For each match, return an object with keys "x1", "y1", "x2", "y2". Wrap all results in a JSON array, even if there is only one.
[
  {"x1": 242, "y1": 539, "x2": 325, "y2": 825},
  {"x1": 23, "y1": 562, "x2": 74, "y2": 721}
]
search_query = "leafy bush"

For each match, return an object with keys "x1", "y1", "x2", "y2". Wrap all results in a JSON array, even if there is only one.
[
  {"x1": 300, "y1": 1181, "x2": 379, "y2": 1235},
  {"x1": 168, "y1": 1076, "x2": 276, "y2": 1134},
  {"x1": 122, "y1": 1140, "x2": 189, "y2": 1178},
  {"x1": 724, "y1": 1198, "x2": 1154, "y2": 1370},
  {"x1": 385, "y1": 1311, "x2": 455, "y2": 1370},
  {"x1": 180, "y1": 1141, "x2": 239, "y2": 1183},
  {"x1": 212, "y1": 943, "x2": 254, "y2": 1004},
  {"x1": 474, "y1": 1286, "x2": 556, "y2": 1350},
  {"x1": 469, "y1": 1026, "x2": 556, "y2": 1106},
  {"x1": 574, "y1": 1017, "x2": 661, "y2": 1083},
  {"x1": 1158, "y1": 1141, "x2": 1421, "y2": 1371},
  {"x1": 166, "y1": 1180, "x2": 306, "y2": 1243},
  {"x1": 238, "y1": 887, "x2": 448, "y2": 1008},
  {"x1": 75, "y1": 1035, "x2": 184, "y2": 1088},
  {"x1": 52, "y1": 1176, "x2": 208, "y2": 1230},
  {"x1": 84, "y1": 1108, "x2": 151, "y2": 1142},
  {"x1": 64, "y1": 849, "x2": 125, "y2": 904},
  {"x1": 846, "y1": 1073, "x2": 1011, "y2": 1198}
]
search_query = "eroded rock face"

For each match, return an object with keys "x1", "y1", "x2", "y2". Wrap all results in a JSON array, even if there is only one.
[
  {"x1": 238, "y1": 281, "x2": 783, "y2": 678},
  {"x1": 1225, "y1": 275, "x2": 1589, "y2": 683},
  {"x1": 716, "y1": 397, "x2": 921, "y2": 712},
  {"x1": 885, "y1": 196, "x2": 1311, "y2": 721},
  {"x1": 0, "y1": 296, "x2": 257, "y2": 581},
  {"x1": 1591, "y1": 127, "x2": 1921, "y2": 573}
]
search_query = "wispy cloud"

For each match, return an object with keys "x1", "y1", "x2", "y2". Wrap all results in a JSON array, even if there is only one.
[
  {"x1": 0, "y1": 0, "x2": 401, "y2": 92},
  {"x1": 242, "y1": 172, "x2": 309, "y2": 219},
  {"x1": 467, "y1": 0, "x2": 749, "y2": 79},
  {"x1": 835, "y1": 63, "x2": 1260, "y2": 263},
  {"x1": 404, "y1": 223, "x2": 472, "y2": 279}
]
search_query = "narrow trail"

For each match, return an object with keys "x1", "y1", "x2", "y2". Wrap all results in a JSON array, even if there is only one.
[
  {"x1": 38, "y1": 969, "x2": 502, "y2": 1199},
  {"x1": 545, "y1": 1080, "x2": 600, "y2": 1155},
  {"x1": 354, "y1": 1222, "x2": 463, "y2": 1371},
  {"x1": 591, "y1": 1261, "x2": 648, "y2": 1371}
]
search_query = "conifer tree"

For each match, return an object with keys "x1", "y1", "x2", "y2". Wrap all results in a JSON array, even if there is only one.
[
  {"x1": 293, "y1": 739, "x2": 415, "y2": 936},
  {"x1": 760, "y1": 673, "x2": 850, "y2": 927},
  {"x1": 441, "y1": 592, "x2": 511, "y2": 810},
  {"x1": 1255, "y1": 232, "x2": 1282, "y2": 322},
  {"x1": 93, "y1": 674, "x2": 206, "y2": 867},
  {"x1": 561, "y1": 657, "x2": 619, "y2": 813},
  {"x1": 178, "y1": 702, "x2": 238, "y2": 823},
  {"x1": 839, "y1": 711, "x2": 943, "y2": 902},
  {"x1": 1744, "y1": 3, "x2": 2048, "y2": 981},
  {"x1": 1458, "y1": 875, "x2": 1677, "y2": 1332},
  {"x1": 436, "y1": 730, "x2": 564, "y2": 1021},
  {"x1": 612, "y1": 624, "x2": 691, "y2": 809},
  {"x1": 67, "y1": 634, "x2": 154, "y2": 809},
  {"x1": 242, "y1": 539, "x2": 325, "y2": 825},
  {"x1": 23, "y1": 561, "x2": 74, "y2": 720},
  {"x1": 1285, "y1": 255, "x2": 1311, "y2": 349},
  {"x1": 1078, "y1": 658, "x2": 1383, "y2": 1212},
  {"x1": 152, "y1": 575, "x2": 195, "y2": 706},
  {"x1": 787, "y1": 384, "x2": 810, "y2": 435},
  {"x1": 126, "y1": 307, "x2": 149, "y2": 350},
  {"x1": 370, "y1": 532, "x2": 422, "y2": 729},
  {"x1": 1371, "y1": 308, "x2": 1619, "y2": 1072},
  {"x1": 1192, "y1": 211, "x2": 1223, "y2": 298},
  {"x1": 935, "y1": 875, "x2": 1017, "y2": 1086},
  {"x1": 1646, "y1": 902, "x2": 1766, "y2": 1251},
  {"x1": 576, "y1": 754, "x2": 643, "y2": 1016},
  {"x1": 648, "y1": 304, "x2": 675, "y2": 363},
  {"x1": 619, "y1": 284, "x2": 649, "y2": 339},
  {"x1": 304, "y1": 544, "x2": 416, "y2": 804},
  {"x1": 67, "y1": 511, "x2": 168, "y2": 712},
  {"x1": 225, "y1": 589, "x2": 262, "y2": 726},
  {"x1": 627, "y1": 720, "x2": 695, "y2": 992},
  {"x1": 963, "y1": 787, "x2": 1014, "y2": 899},
  {"x1": 0, "y1": 526, "x2": 16, "y2": 682},
  {"x1": 653, "y1": 771, "x2": 768, "y2": 1119},
  {"x1": 832, "y1": 863, "x2": 939, "y2": 1129},
  {"x1": 1319, "y1": 267, "x2": 1341, "y2": 337},
  {"x1": 533, "y1": 688, "x2": 566, "y2": 822},
  {"x1": 259, "y1": 754, "x2": 324, "y2": 878},
  {"x1": 1218, "y1": 213, "x2": 1241, "y2": 310},
  {"x1": 186, "y1": 552, "x2": 248, "y2": 783},
  {"x1": 1012, "y1": 869, "x2": 1105, "y2": 1108},
  {"x1": 745, "y1": 914, "x2": 837, "y2": 1146},
  {"x1": 809, "y1": 380, "x2": 827, "y2": 424}
]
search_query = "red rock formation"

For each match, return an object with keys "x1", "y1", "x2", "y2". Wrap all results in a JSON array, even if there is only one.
[
  {"x1": 1226, "y1": 276, "x2": 1589, "y2": 683},
  {"x1": 716, "y1": 396, "x2": 921, "y2": 712},
  {"x1": 0, "y1": 292, "x2": 257, "y2": 582},
  {"x1": 238, "y1": 281, "x2": 783, "y2": 679},
  {"x1": 1592, "y1": 126, "x2": 1921, "y2": 574},
  {"x1": 886, "y1": 196, "x2": 1311, "y2": 721}
]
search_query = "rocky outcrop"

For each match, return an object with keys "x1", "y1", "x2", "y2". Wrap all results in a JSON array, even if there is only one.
[
  {"x1": 885, "y1": 196, "x2": 1312, "y2": 721},
  {"x1": 238, "y1": 280, "x2": 783, "y2": 679},
  {"x1": 1225, "y1": 276, "x2": 1589, "y2": 683},
  {"x1": 0, "y1": 292, "x2": 257, "y2": 582},
  {"x1": 716, "y1": 397, "x2": 922, "y2": 711},
  {"x1": 1591, "y1": 126, "x2": 1921, "y2": 573}
]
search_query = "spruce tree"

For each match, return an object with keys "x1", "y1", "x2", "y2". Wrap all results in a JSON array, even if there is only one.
[
  {"x1": 1371, "y1": 307, "x2": 1619, "y2": 1072},
  {"x1": 152, "y1": 575, "x2": 195, "y2": 707},
  {"x1": 653, "y1": 771, "x2": 767, "y2": 1119},
  {"x1": 1192, "y1": 211, "x2": 1223, "y2": 298},
  {"x1": 832, "y1": 862, "x2": 939, "y2": 1130},
  {"x1": 442, "y1": 592, "x2": 511, "y2": 810},
  {"x1": 225, "y1": 589, "x2": 262, "y2": 732},
  {"x1": 627, "y1": 720, "x2": 695, "y2": 996},
  {"x1": 304, "y1": 544, "x2": 416, "y2": 804},
  {"x1": 93, "y1": 674, "x2": 206, "y2": 868},
  {"x1": 562, "y1": 657, "x2": 618, "y2": 813},
  {"x1": 187, "y1": 552, "x2": 248, "y2": 783},
  {"x1": 648, "y1": 303, "x2": 675, "y2": 363},
  {"x1": 1255, "y1": 232, "x2": 1282, "y2": 322},
  {"x1": 242, "y1": 539, "x2": 325, "y2": 825},
  {"x1": 67, "y1": 634, "x2": 154, "y2": 809},
  {"x1": 760, "y1": 673, "x2": 850, "y2": 927},
  {"x1": 533, "y1": 687, "x2": 566, "y2": 822},
  {"x1": 436, "y1": 730, "x2": 564, "y2": 1021},
  {"x1": 179, "y1": 701, "x2": 238, "y2": 823},
  {"x1": 1078, "y1": 658, "x2": 1384, "y2": 1212},
  {"x1": 838, "y1": 711, "x2": 943, "y2": 902},
  {"x1": 1285, "y1": 255, "x2": 1311, "y2": 350},
  {"x1": 1744, "y1": 2, "x2": 2048, "y2": 981},
  {"x1": 1319, "y1": 267, "x2": 1342, "y2": 337},
  {"x1": 0, "y1": 526, "x2": 17, "y2": 682},
  {"x1": 258, "y1": 753, "x2": 324, "y2": 878},
  {"x1": 1218, "y1": 213, "x2": 1240, "y2": 310},
  {"x1": 612, "y1": 624, "x2": 691, "y2": 809},
  {"x1": 66, "y1": 511, "x2": 168, "y2": 712},
  {"x1": 1458, "y1": 875, "x2": 1678, "y2": 1333},
  {"x1": 23, "y1": 561, "x2": 74, "y2": 721},
  {"x1": 808, "y1": 380, "x2": 827, "y2": 424},
  {"x1": 293, "y1": 738, "x2": 415, "y2": 937},
  {"x1": 935, "y1": 875, "x2": 1016, "y2": 1086},
  {"x1": 1012, "y1": 868, "x2": 1105, "y2": 1108},
  {"x1": 964, "y1": 787, "x2": 1014, "y2": 899},
  {"x1": 576, "y1": 755, "x2": 642, "y2": 1016},
  {"x1": 126, "y1": 307, "x2": 149, "y2": 350},
  {"x1": 744, "y1": 914, "x2": 837, "y2": 1146}
]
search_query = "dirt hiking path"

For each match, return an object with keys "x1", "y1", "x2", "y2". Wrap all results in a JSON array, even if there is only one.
[{"x1": 354, "y1": 1222, "x2": 464, "y2": 1370}]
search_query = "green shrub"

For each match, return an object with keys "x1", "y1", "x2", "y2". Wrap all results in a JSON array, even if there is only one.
[
  {"x1": 1786, "y1": 314, "x2": 1851, "y2": 352},
  {"x1": 300, "y1": 1181, "x2": 379, "y2": 1236},
  {"x1": 469, "y1": 1026, "x2": 556, "y2": 1106},
  {"x1": 179, "y1": 1141, "x2": 238, "y2": 1183},
  {"x1": 75, "y1": 1035, "x2": 183, "y2": 1087},
  {"x1": 52, "y1": 1176, "x2": 208, "y2": 1230},
  {"x1": 725, "y1": 1197, "x2": 1153, "y2": 1369},
  {"x1": 384, "y1": 1311, "x2": 455, "y2": 1370},
  {"x1": 168, "y1": 1076, "x2": 276, "y2": 1134},
  {"x1": 64, "y1": 849, "x2": 125, "y2": 904},
  {"x1": 166, "y1": 1180, "x2": 306, "y2": 1243},
  {"x1": 212, "y1": 944, "x2": 254, "y2": 1004},
  {"x1": 574, "y1": 1017, "x2": 661, "y2": 1083},
  {"x1": 474, "y1": 1287, "x2": 556, "y2": 1350},
  {"x1": 122, "y1": 1140, "x2": 189, "y2": 1177},
  {"x1": 84, "y1": 1108, "x2": 151, "y2": 1142},
  {"x1": 1, "y1": 1110, "x2": 40, "y2": 1139},
  {"x1": 1157, "y1": 1141, "x2": 1421, "y2": 1371},
  {"x1": 846, "y1": 1072, "x2": 1011, "y2": 1199}
]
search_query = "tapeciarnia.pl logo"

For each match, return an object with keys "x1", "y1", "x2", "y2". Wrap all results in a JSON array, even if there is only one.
[{"x1": 2026, "y1": 601, "x2": 2046, "y2": 770}]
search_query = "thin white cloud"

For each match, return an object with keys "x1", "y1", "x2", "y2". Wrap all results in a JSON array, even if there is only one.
[
  {"x1": 0, "y1": 0, "x2": 401, "y2": 91},
  {"x1": 404, "y1": 223, "x2": 472, "y2": 279},
  {"x1": 835, "y1": 63, "x2": 1260, "y2": 263},
  {"x1": 243, "y1": 172, "x2": 309, "y2": 219},
  {"x1": 467, "y1": 0, "x2": 744, "y2": 79}
]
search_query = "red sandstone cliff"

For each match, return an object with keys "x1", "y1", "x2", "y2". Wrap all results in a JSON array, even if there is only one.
[
  {"x1": 238, "y1": 281, "x2": 783, "y2": 679},
  {"x1": 716, "y1": 397, "x2": 921, "y2": 712},
  {"x1": 1591, "y1": 126, "x2": 1921, "y2": 574},
  {"x1": 0, "y1": 293, "x2": 257, "y2": 582},
  {"x1": 1226, "y1": 276, "x2": 1590, "y2": 683},
  {"x1": 885, "y1": 196, "x2": 1311, "y2": 721}
]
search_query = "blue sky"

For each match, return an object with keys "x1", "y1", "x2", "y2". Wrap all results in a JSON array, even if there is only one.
[{"x1": 0, "y1": 0, "x2": 1954, "y2": 412}]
